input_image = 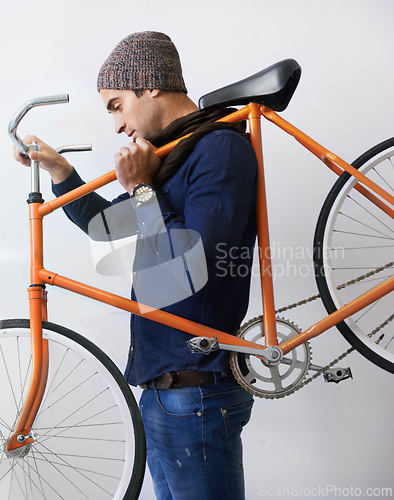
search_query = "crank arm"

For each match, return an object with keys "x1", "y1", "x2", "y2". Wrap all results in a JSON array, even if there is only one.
[
  {"x1": 280, "y1": 358, "x2": 326, "y2": 371},
  {"x1": 285, "y1": 359, "x2": 353, "y2": 383},
  {"x1": 277, "y1": 357, "x2": 353, "y2": 383},
  {"x1": 187, "y1": 337, "x2": 282, "y2": 364}
]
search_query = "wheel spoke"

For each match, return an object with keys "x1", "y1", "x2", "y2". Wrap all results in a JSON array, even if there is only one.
[
  {"x1": 373, "y1": 165, "x2": 394, "y2": 193},
  {"x1": 347, "y1": 194, "x2": 394, "y2": 235},
  {"x1": 0, "y1": 345, "x2": 19, "y2": 412},
  {"x1": 32, "y1": 441, "x2": 113, "y2": 498},
  {"x1": 14, "y1": 454, "x2": 64, "y2": 499},
  {"x1": 333, "y1": 229, "x2": 392, "y2": 240},
  {"x1": 338, "y1": 210, "x2": 393, "y2": 239},
  {"x1": 37, "y1": 393, "x2": 118, "y2": 444}
]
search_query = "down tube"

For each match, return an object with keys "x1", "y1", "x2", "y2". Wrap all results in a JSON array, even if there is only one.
[{"x1": 38, "y1": 268, "x2": 267, "y2": 352}]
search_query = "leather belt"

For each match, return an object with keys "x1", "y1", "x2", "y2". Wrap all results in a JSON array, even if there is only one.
[{"x1": 140, "y1": 370, "x2": 217, "y2": 390}]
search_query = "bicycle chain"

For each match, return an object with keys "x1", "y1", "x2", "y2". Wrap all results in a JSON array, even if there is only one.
[
  {"x1": 275, "y1": 260, "x2": 393, "y2": 314},
  {"x1": 262, "y1": 260, "x2": 394, "y2": 399}
]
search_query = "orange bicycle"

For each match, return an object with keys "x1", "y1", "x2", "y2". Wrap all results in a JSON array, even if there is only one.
[{"x1": 1, "y1": 59, "x2": 393, "y2": 499}]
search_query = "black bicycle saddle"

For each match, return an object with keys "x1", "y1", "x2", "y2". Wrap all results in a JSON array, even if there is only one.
[{"x1": 198, "y1": 59, "x2": 301, "y2": 112}]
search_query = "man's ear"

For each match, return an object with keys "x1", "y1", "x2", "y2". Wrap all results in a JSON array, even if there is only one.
[{"x1": 150, "y1": 89, "x2": 161, "y2": 98}]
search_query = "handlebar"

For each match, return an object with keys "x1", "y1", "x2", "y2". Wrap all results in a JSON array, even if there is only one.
[
  {"x1": 9, "y1": 94, "x2": 92, "y2": 193},
  {"x1": 8, "y1": 95, "x2": 70, "y2": 155},
  {"x1": 56, "y1": 144, "x2": 92, "y2": 155}
]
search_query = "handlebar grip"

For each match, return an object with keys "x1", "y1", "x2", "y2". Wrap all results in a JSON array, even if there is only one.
[{"x1": 8, "y1": 94, "x2": 69, "y2": 153}]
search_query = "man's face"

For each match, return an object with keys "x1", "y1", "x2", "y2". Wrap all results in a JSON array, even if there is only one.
[{"x1": 100, "y1": 89, "x2": 162, "y2": 141}]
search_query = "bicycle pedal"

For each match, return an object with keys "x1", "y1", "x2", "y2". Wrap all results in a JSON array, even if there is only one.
[
  {"x1": 188, "y1": 337, "x2": 219, "y2": 355},
  {"x1": 323, "y1": 367, "x2": 353, "y2": 384}
]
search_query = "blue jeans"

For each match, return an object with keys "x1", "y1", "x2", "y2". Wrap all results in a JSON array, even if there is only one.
[{"x1": 139, "y1": 378, "x2": 254, "y2": 500}]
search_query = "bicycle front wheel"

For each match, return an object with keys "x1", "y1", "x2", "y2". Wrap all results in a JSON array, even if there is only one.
[
  {"x1": 314, "y1": 138, "x2": 394, "y2": 373},
  {"x1": 0, "y1": 319, "x2": 145, "y2": 499}
]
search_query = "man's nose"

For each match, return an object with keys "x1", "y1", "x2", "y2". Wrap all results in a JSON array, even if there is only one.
[{"x1": 115, "y1": 118, "x2": 125, "y2": 134}]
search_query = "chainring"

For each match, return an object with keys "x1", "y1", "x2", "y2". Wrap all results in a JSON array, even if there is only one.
[{"x1": 230, "y1": 316, "x2": 311, "y2": 399}]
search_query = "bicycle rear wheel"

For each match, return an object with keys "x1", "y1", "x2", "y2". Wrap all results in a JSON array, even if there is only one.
[
  {"x1": 313, "y1": 138, "x2": 394, "y2": 373},
  {"x1": 0, "y1": 319, "x2": 145, "y2": 499}
]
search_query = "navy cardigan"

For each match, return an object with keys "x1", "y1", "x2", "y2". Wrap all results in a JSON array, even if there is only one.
[{"x1": 52, "y1": 129, "x2": 258, "y2": 386}]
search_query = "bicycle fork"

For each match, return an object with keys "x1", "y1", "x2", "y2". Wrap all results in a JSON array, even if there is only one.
[{"x1": 6, "y1": 155, "x2": 49, "y2": 453}]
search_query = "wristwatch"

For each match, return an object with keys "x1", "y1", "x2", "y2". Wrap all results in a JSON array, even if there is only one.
[{"x1": 132, "y1": 183, "x2": 155, "y2": 206}]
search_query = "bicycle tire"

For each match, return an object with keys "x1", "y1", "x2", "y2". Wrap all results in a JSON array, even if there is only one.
[
  {"x1": 313, "y1": 138, "x2": 394, "y2": 373},
  {"x1": 0, "y1": 319, "x2": 146, "y2": 499}
]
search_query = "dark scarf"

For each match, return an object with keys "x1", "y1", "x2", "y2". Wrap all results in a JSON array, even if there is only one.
[{"x1": 149, "y1": 108, "x2": 249, "y2": 188}]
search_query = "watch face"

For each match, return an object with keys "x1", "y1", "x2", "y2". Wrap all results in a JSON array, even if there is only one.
[{"x1": 134, "y1": 184, "x2": 153, "y2": 203}]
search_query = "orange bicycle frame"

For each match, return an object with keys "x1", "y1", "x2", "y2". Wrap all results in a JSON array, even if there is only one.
[{"x1": 7, "y1": 102, "x2": 394, "y2": 452}]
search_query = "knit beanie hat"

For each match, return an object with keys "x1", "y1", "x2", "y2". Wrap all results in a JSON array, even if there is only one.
[{"x1": 97, "y1": 31, "x2": 187, "y2": 93}]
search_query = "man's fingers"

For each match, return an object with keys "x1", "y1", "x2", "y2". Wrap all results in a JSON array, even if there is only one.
[
  {"x1": 29, "y1": 150, "x2": 39, "y2": 162},
  {"x1": 119, "y1": 145, "x2": 135, "y2": 156},
  {"x1": 145, "y1": 139, "x2": 158, "y2": 152},
  {"x1": 13, "y1": 146, "x2": 30, "y2": 166},
  {"x1": 29, "y1": 150, "x2": 48, "y2": 163},
  {"x1": 134, "y1": 136, "x2": 154, "y2": 151},
  {"x1": 13, "y1": 135, "x2": 43, "y2": 166},
  {"x1": 23, "y1": 134, "x2": 41, "y2": 147}
]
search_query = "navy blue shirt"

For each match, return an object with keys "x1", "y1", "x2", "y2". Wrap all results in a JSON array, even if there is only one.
[{"x1": 52, "y1": 130, "x2": 258, "y2": 386}]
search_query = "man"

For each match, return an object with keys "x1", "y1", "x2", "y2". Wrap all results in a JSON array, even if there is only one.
[{"x1": 14, "y1": 31, "x2": 258, "y2": 499}]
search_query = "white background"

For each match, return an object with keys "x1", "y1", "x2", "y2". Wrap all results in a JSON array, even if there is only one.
[{"x1": 0, "y1": 0, "x2": 393, "y2": 498}]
